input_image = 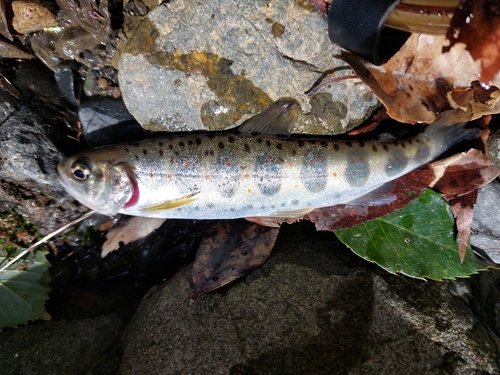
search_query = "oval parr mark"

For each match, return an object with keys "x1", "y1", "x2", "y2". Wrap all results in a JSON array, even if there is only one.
[
  {"x1": 345, "y1": 150, "x2": 370, "y2": 186},
  {"x1": 414, "y1": 143, "x2": 431, "y2": 163},
  {"x1": 254, "y1": 152, "x2": 281, "y2": 196},
  {"x1": 301, "y1": 150, "x2": 328, "y2": 192},
  {"x1": 385, "y1": 149, "x2": 409, "y2": 176},
  {"x1": 214, "y1": 150, "x2": 240, "y2": 198},
  {"x1": 174, "y1": 151, "x2": 200, "y2": 193}
]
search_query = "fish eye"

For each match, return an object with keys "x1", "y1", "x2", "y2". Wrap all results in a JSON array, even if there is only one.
[{"x1": 70, "y1": 161, "x2": 91, "y2": 181}]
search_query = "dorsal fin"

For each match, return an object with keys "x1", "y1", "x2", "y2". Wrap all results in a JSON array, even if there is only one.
[{"x1": 237, "y1": 98, "x2": 299, "y2": 138}]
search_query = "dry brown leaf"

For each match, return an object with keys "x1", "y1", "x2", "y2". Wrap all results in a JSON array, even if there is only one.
[
  {"x1": 192, "y1": 220, "x2": 278, "y2": 297},
  {"x1": 449, "y1": 191, "x2": 477, "y2": 262},
  {"x1": 101, "y1": 217, "x2": 166, "y2": 257},
  {"x1": 341, "y1": 34, "x2": 500, "y2": 124},
  {"x1": 446, "y1": 0, "x2": 500, "y2": 87}
]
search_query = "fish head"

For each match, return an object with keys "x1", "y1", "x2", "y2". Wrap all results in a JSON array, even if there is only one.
[{"x1": 57, "y1": 147, "x2": 136, "y2": 216}]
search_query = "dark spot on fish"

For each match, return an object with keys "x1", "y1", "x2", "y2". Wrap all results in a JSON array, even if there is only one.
[
  {"x1": 408, "y1": 140, "x2": 412, "y2": 145},
  {"x1": 321, "y1": 140, "x2": 328, "y2": 148},
  {"x1": 416, "y1": 139, "x2": 421, "y2": 143},
  {"x1": 174, "y1": 151, "x2": 179, "y2": 156},
  {"x1": 309, "y1": 140, "x2": 316, "y2": 145},
  {"x1": 195, "y1": 138, "x2": 202, "y2": 145},
  {"x1": 218, "y1": 142, "x2": 224, "y2": 149},
  {"x1": 228, "y1": 136, "x2": 235, "y2": 143},
  {"x1": 134, "y1": 154, "x2": 139, "y2": 161},
  {"x1": 372, "y1": 145, "x2": 378, "y2": 152},
  {"x1": 393, "y1": 142, "x2": 398, "y2": 147},
  {"x1": 142, "y1": 149, "x2": 147, "y2": 155},
  {"x1": 383, "y1": 144, "x2": 389, "y2": 151},
  {"x1": 244, "y1": 143, "x2": 250, "y2": 153},
  {"x1": 358, "y1": 141, "x2": 365, "y2": 147},
  {"x1": 159, "y1": 150, "x2": 164, "y2": 156},
  {"x1": 401, "y1": 143, "x2": 406, "y2": 149},
  {"x1": 169, "y1": 144, "x2": 173, "y2": 150},
  {"x1": 257, "y1": 138, "x2": 263, "y2": 144},
  {"x1": 385, "y1": 149, "x2": 409, "y2": 176},
  {"x1": 345, "y1": 141, "x2": 352, "y2": 148},
  {"x1": 134, "y1": 142, "x2": 140, "y2": 147},
  {"x1": 207, "y1": 134, "x2": 215, "y2": 139},
  {"x1": 95, "y1": 170, "x2": 104, "y2": 181},
  {"x1": 179, "y1": 141, "x2": 185, "y2": 147},
  {"x1": 281, "y1": 202, "x2": 286, "y2": 207},
  {"x1": 333, "y1": 144, "x2": 339, "y2": 151},
  {"x1": 415, "y1": 145, "x2": 431, "y2": 163},
  {"x1": 292, "y1": 149, "x2": 297, "y2": 156},
  {"x1": 124, "y1": 147, "x2": 129, "y2": 152},
  {"x1": 207, "y1": 203, "x2": 215, "y2": 209},
  {"x1": 245, "y1": 204, "x2": 253, "y2": 209},
  {"x1": 188, "y1": 140, "x2": 193, "y2": 145},
  {"x1": 266, "y1": 140, "x2": 271, "y2": 147},
  {"x1": 292, "y1": 199, "x2": 299, "y2": 205},
  {"x1": 210, "y1": 150, "x2": 215, "y2": 156},
  {"x1": 159, "y1": 142, "x2": 164, "y2": 146},
  {"x1": 204, "y1": 150, "x2": 209, "y2": 157},
  {"x1": 298, "y1": 140, "x2": 304, "y2": 147},
  {"x1": 276, "y1": 143, "x2": 283, "y2": 150},
  {"x1": 345, "y1": 150, "x2": 370, "y2": 186}
]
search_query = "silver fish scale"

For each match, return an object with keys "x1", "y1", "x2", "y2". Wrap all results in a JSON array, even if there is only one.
[{"x1": 116, "y1": 132, "x2": 434, "y2": 219}]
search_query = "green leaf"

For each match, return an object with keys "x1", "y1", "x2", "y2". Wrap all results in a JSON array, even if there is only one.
[
  {"x1": 0, "y1": 248, "x2": 51, "y2": 330},
  {"x1": 335, "y1": 189, "x2": 487, "y2": 280}
]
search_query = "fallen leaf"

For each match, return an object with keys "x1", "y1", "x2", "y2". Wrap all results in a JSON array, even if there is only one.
[
  {"x1": 101, "y1": 217, "x2": 166, "y2": 257},
  {"x1": 192, "y1": 220, "x2": 279, "y2": 297},
  {"x1": 309, "y1": 167, "x2": 435, "y2": 231},
  {"x1": 445, "y1": 0, "x2": 500, "y2": 86},
  {"x1": 449, "y1": 191, "x2": 477, "y2": 262},
  {"x1": 341, "y1": 35, "x2": 500, "y2": 124},
  {"x1": 429, "y1": 148, "x2": 500, "y2": 198},
  {"x1": 335, "y1": 189, "x2": 487, "y2": 280}
]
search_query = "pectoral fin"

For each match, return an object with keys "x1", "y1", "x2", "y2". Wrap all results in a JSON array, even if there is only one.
[{"x1": 141, "y1": 192, "x2": 199, "y2": 212}]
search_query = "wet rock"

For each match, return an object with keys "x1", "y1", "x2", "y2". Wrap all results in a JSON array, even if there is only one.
[
  {"x1": 0, "y1": 314, "x2": 122, "y2": 375},
  {"x1": 11, "y1": 0, "x2": 58, "y2": 34},
  {"x1": 0, "y1": 61, "x2": 87, "y2": 233},
  {"x1": 78, "y1": 97, "x2": 145, "y2": 147},
  {"x1": 120, "y1": 223, "x2": 500, "y2": 375},
  {"x1": 471, "y1": 180, "x2": 500, "y2": 263},
  {"x1": 54, "y1": 62, "x2": 80, "y2": 105},
  {"x1": 119, "y1": 0, "x2": 379, "y2": 134}
]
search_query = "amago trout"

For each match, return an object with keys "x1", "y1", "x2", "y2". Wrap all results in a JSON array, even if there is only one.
[{"x1": 57, "y1": 99, "x2": 480, "y2": 219}]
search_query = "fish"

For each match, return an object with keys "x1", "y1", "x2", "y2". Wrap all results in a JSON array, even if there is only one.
[{"x1": 57, "y1": 99, "x2": 480, "y2": 219}]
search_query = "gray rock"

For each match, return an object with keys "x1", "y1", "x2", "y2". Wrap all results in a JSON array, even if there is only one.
[
  {"x1": 120, "y1": 224, "x2": 500, "y2": 374},
  {"x1": 0, "y1": 62, "x2": 88, "y2": 233},
  {"x1": 119, "y1": 0, "x2": 379, "y2": 134},
  {"x1": 471, "y1": 180, "x2": 500, "y2": 263},
  {"x1": 0, "y1": 314, "x2": 122, "y2": 375}
]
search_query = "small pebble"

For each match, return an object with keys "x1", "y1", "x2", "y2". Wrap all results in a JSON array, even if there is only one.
[
  {"x1": 134, "y1": 0, "x2": 148, "y2": 16},
  {"x1": 102, "y1": 66, "x2": 116, "y2": 79},
  {"x1": 97, "y1": 77, "x2": 108, "y2": 90},
  {"x1": 83, "y1": 50, "x2": 94, "y2": 63}
]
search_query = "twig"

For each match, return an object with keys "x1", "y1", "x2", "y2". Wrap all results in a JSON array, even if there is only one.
[{"x1": 0, "y1": 210, "x2": 96, "y2": 274}]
